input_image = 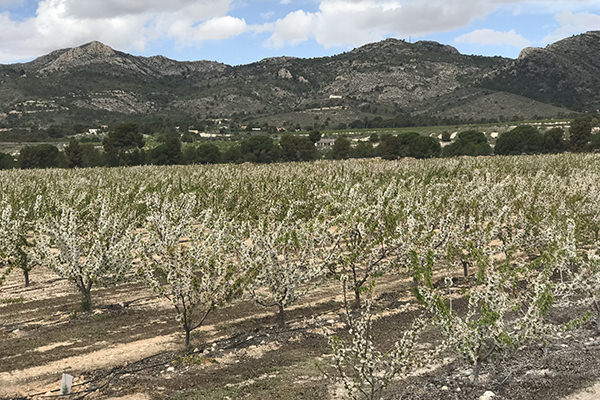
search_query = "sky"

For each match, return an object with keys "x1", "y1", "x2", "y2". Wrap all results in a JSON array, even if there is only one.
[{"x1": 0, "y1": 0, "x2": 599, "y2": 65}]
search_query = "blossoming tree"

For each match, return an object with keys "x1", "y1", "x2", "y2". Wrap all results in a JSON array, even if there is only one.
[
  {"x1": 139, "y1": 193, "x2": 244, "y2": 348},
  {"x1": 35, "y1": 194, "x2": 136, "y2": 311}
]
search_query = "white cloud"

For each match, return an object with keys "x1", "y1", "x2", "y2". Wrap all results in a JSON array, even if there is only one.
[
  {"x1": 455, "y1": 29, "x2": 531, "y2": 48},
  {"x1": 0, "y1": 0, "x2": 598, "y2": 64},
  {"x1": 261, "y1": 0, "x2": 600, "y2": 49},
  {"x1": 0, "y1": 0, "x2": 247, "y2": 63},
  {"x1": 63, "y1": 0, "x2": 230, "y2": 20},
  {"x1": 265, "y1": 10, "x2": 316, "y2": 47},
  {"x1": 262, "y1": 0, "x2": 499, "y2": 48},
  {"x1": 543, "y1": 11, "x2": 600, "y2": 43},
  {"x1": 191, "y1": 16, "x2": 248, "y2": 41}
]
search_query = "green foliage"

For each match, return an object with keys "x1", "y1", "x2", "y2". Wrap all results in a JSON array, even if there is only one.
[
  {"x1": 591, "y1": 133, "x2": 600, "y2": 150},
  {"x1": 18, "y1": 144, "x2": 61, "y2": 169},
  {"x1": 222, "y1": 144, "x2": 243, "y2": 164},
  {"x1": 536, "y1": 284, "x2": 555, "y2": 316},
  {"x1": 328, "y1": 137, "x2": 351, "y2": 160},
  {"x1": 120, "y1": 149, "x2": 146, "y2": 167},
  {"x1": 308, "y1": 130, "x2": 322, "y2": 144},
  {"x1": 411, "y1": 250, "x2": 434, "y2": 290},
  {"x1": 409, "y1": 135, "x2": 441, "y2": 159},
  {"x1": 46, "y1": 125, "x2": 68, "y2": 139},
  {"x1": 0, "y1": 152, "x2": 15, "y2": 170},
  {"x1": 442, "y1": 131, "x2": 492, "y2": 157},
  {"x1": 80, "y1": 144, "x2": 105, "y2": 168},
  {"x1": 570, "y1": 115, "x2": 593, "y2": 152},
  {"x1": 103, "y1": 123, "x2": 145, "y2": 166},
  {"x1": 103, "y1": 123, "x2": 144, "y2": 152},
  {"x1": 239, "y1": 136, "x2": 281, "y2": 163},
  {"x1": 279, "y1": 135, "x2": 320, "y2": 162},
  {"x1": 379, "y1": 132, "x2": 441, "y2": 160},
  {"x1": 183, "y1": 143, "x2": 222, "y2": 165},
  {"x1": 149, "y1": 134, "x2": 182, "y2": 166},
  {"x1": 64, "y1": 139, "x2": 83, "y2": 168},
  {"x1": 378, "y1": 134, "x2": 401, "y2": 160},
  {"x1": 351, "y1": 141, "x2": 376, "y2": 159},
  {"x1": 543, "y1": 128, "x2": 567, "y2": 154},
  {"x1": 495, "y1": 126, "x2": 544, "y2": 155}
]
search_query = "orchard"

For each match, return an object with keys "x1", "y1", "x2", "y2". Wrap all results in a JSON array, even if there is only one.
[{"x1": 1, "y1": 154, "x2": 600, "y2": 399}]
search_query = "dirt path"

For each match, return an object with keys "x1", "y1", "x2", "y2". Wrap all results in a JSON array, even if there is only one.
[
  {"x1": 0, "y1": 266, "x2": 411, "y2": 398},
  {"x1": 0, "y1": 333, "x2": 179, "y2": 396},
  {"x1": 564, "y1": 382, "x2": 600, "y2": 400},
  {"x1": 3, "y1": 265, "x2": 600, "y2": 400}
]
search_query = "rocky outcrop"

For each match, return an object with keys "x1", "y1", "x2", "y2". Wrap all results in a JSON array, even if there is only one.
[
  {"x1": 0, "y1": 32, "x2": 596, "y2": 127},
  {"x1": 277, "y1": 68, "x2": 293, "y2": 80},
  {"x1": 29, "y1": 41, "x2": 228, "y2": 78},
  {"x1": 482, "y1": 31, "x2": 600, "y2": 110}
]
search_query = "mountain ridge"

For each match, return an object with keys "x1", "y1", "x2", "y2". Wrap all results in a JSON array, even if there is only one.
[
  {"x1": 0, "y1": 32, "x2": 597, "y2": 130},
  {"x1": 481, "y1": 31, "x2": 600, "y2": 111}
]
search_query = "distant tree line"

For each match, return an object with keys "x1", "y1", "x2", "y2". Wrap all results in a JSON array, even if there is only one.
[
  {"x1": 337, "y1": 112, "x2": 575, "y2": 131},
  {"x1": 1, "y1": 115, "x2": 598, "y2": 170}
]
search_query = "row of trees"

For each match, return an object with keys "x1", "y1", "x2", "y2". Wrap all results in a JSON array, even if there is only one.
[
  {"x1": 1, "y1": 116, "x2": 599, "y2": 170},
  {"x1": 2, "y1": 154, "x2": 600, "y2": 398}
]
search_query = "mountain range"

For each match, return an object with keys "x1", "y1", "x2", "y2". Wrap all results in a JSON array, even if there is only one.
[{"x1": 0, "y1": 31, "x2": 599, "y2": 130}]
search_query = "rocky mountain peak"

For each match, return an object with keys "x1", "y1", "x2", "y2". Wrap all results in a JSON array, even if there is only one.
[
  {"x1": 36, "y1": 41, "x2": 120, "y2": 74},
  {"x1": 482, "y1": 31, "x2": 600, "y2": 111},
  {"x1": 352, "y1": 38, "x2": 460, "y2": 57},
  {"x1": 0, "y1": 31, "x2": 596, "y2": 129},
  {"x1": 257, "y1": 56, "x2": 299, "y2": 66},
  {"x1": 78, "y1": 41, "x2": 116, "y2": 56},
  {"x1": 517, "y1": 46, "x2": 542, "y2": 60},
  {"x1": 413, "y1": 40, "x2": 460, "y2": 55}
]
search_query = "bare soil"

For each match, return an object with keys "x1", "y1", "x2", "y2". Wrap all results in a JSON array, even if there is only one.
[{"x1": 1, "y1": 266, "x2": 599, "y2": 400}]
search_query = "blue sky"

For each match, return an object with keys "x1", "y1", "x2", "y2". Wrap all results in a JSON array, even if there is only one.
[{"x1": 0, "y1": 0, "x2": 599, "y2": 65}]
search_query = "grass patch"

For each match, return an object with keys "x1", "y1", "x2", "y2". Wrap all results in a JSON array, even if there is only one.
[
  {"x1": 174, "y1": 356, "x2": 326, "y2": 400},
  {"x1": 90, "y1": 312, "x2": 110, "y2": 321},
  {"x1": 174, "y1": 377, "x2": 283, "y2": 400},
  {"x1": 1, "y1": 297, "x2": 24, "y2": 305},
  {"x1": 174, "y1": 354, "x2": 218, "y2": 366},
  {"x1": 174, "y1": 386, "x2": 238, "y2": 400}
]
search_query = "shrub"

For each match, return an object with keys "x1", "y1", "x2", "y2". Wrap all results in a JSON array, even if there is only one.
[
  {"x1": 495, "y1": 126, "x2": 544, "y2": 155},
  {"x1": 543, "y1": 128, "x2": 567, "y2": 154},
  {"x1": 442, "y1": 131, "x2": 492, "y2": 157},
  {"x1": 18, "y1": 144, "x2": 61, "y2": 169}
]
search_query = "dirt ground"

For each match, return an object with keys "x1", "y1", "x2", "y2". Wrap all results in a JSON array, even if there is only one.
[{"x1": 1, "y1": 266, "x2": 599, "y2": 400}]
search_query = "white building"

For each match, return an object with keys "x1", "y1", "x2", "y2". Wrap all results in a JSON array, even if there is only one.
[{"x1": 316, "y1": 138, "x2": 336, "y2": 148}]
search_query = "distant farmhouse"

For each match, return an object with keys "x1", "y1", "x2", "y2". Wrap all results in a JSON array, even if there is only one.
[{"x1": 316, "y1": 138, "x2": 336, "y2": 148}]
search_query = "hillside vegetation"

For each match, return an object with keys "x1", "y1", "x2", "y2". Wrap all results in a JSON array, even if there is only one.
[{"x1": 2, "y1": 32, "x2": 599, "y2": 131}]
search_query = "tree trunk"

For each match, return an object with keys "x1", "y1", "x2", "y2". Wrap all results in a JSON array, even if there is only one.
[
  {"x1": 352, "y1": 265, "x2": 361, "y2": 309},
  {"x1": 472, "y1": 359, "x2": 481, "y2": 384},
  {"x1": 80, "y1": 289, "x2": 92, "y2": 312},
  {"x1": 354, "y1": 287, "x2": 361, "y2": 309},
  {"x1": 23, "y1": 269, "x2": 30, "y2": 288},
  {"x1": 277, "y1": 304, "x2": 286, "y2": 328},
  {"x1": 185, "y1": 327, "x2": 191, "y2": 349}
]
